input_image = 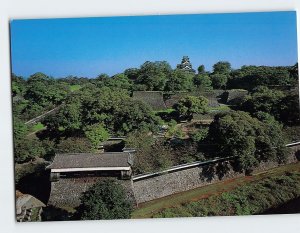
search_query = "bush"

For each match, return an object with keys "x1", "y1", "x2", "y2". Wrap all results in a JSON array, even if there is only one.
[
  {"x1": 173, "y1": 96, "x2": 208, "y2": 121},
  {"x1": 126, "y1": 131, "x2": 174, "y2": 174},
  {"x1": 14, "y1": 138, "x2": 46, "y2": 163},
  {"x1": 84, "y1": 123, "x2": 109, "y2": 149},
  {"x1": 56, "y1": 137, "x2": 93, "y2": 154},
  {"x1": 74, "y1": 179, "x2": 133, "y2": 220}
]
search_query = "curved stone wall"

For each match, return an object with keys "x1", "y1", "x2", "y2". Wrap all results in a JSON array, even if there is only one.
[{"x1": 133, "y1": 150, "x2": 299, "y2": 204}]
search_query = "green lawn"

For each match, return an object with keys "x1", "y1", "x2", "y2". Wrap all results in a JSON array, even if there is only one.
[
  {"x1": 132, "y1": 162, "x2": 300, "y2": 218},
  {"x1": 208, "y1": 104, "x2": 231, "y2": 112},
  {"x1": 32, "y1": 122, "x2": 45, "y2": 131},
  {"x1": 70, "y1": 84, "x2": 81, "y2": 92},
  {"x1": 154, "y1": 108, "x2": 175, "y2": 114},
  {"x1": 27, "y1": 122, "x2": 46, "y2": 136}
]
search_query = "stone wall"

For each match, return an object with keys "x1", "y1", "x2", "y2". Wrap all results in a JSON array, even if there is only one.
[
  {"x1": 48, "y1": 145, "x2": 300, "y2": 207},
  {"x1": 133, "y1": 150, "x2": 299, "y2": 204},
  {"x1": 132, "y1": 91, "x2": 166, "y2": 111},
  {"x1": 132, "y1": 160, "x2": 243, "y2": 204},
  {"x1": 163, "y1": 89, "x2": 248, "y2": 108},
  {"x1": 226, "y1": 89, "x2": 248, "y2": 105},
  {"x1": 48, "y1": 177, "x2": 135, "y2": 209}
]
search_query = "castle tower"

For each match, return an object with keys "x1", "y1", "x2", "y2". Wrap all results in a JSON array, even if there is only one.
[{"x1": 176, "y1": 56, "x2": 196, "y2": 73}]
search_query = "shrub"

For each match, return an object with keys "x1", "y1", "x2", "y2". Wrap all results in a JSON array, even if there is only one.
[{"x1": 74, "y1": 179, "x2": 133, "y2": 220}]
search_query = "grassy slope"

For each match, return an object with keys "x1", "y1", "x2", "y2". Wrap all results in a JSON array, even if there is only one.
[{"x1": 132, "y1": 162, "x2": 300, "y2": 218}]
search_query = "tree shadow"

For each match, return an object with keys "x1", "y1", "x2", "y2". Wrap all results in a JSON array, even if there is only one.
[
  {"x1": 42, "y1": 206, "x2": 73, "y2": 221},
  {"x1": 16, "y1": 168, "x2": 51, "y2": 204},
  {"x1": 200, "y1": 164, "x2": 215, "y2": 182},
  {"x1": 217, "y1": 91, "x2": 229, "y2": 104},
  {"x1": 295, "y1": 150, "x2": 300, "y2": 161},
  {"x1": 215, "y1": 161, "x2": 231, "y2": 179}
]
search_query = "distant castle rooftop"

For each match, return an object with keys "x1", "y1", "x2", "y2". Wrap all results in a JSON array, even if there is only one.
[{"x1": 176, "y1": 56, "x2": 196, "y2": 73}]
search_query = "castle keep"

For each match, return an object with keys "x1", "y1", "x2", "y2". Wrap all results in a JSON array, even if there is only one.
[{"x1": 176, "y1": 56, "x2": 196, "y2": 73}]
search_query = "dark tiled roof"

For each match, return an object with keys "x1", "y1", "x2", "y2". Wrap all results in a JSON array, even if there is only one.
[
  {"x1": 16, "y1": 191, "x2": 45, "y2": 211},
  {"x1": 47, "y1": 152, "x2": 133, "y2": 169}
]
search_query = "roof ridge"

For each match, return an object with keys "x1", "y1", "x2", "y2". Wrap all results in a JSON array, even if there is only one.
[{"x1": 56, "y1": 152, "x2": 129, "y2": 156}]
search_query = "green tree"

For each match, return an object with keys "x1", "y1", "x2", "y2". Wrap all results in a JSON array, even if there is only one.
[
  {"x1": 197, "y1": 65, "x2": 206, "y2": 74},
  {"x1": 210, "y1": 73, "x2": 228, "y2": 89},
  {"x1": 13, "y1": 117, "x2": 28, "y2": 140},
  {"x1": 193, "y1": 74, "x2": 213, "y2": 91},
  {"x1": 278, "y1": 93, "x2": 300, "y2": 125},
  {"x1": 56, "y1": 137, "x2": 93, "y2": 153},
  {"x1": 104, "y1": 73, "x2": 132, "y2": 90},
  {"x1": 174, "y1": 96, "x2": 208, "y2": 121},
  {"x1": 228, "y1": 65, "x2": 293, "y2": 90},
  {"x1": 136, "y1": 61, "x2": 172, "y2": 90},
  {"x1": 165, "y1": 69, "x2": 194, "y2": 92},
  {"x1": 113, "y1": 99, "x2": 160, "y2": 135},
  {"x1": 25, "y1": 72, "x2": 69, "y2": 107},
  {"x1": 213, "y1": 61, "x2": 231, "y2": 74},
  {"x1": 12, "y1": 74, "x2": 26, "y2": 97},
  {"x1": 96, "y1": 73, "x2": 110, "y2": 81},
  {"x1": 207, "y1": 111, "x2": 288, "y2": 173},
  {"x1": 124, "y1": 68, "x2": 139, "y2": 80},
  {"x1": 43, "y1": 87, "x2": 160, "y2": 137},
  {"x1": 74, "y1": 180, "x2": 133, "y2": 220},
  {"x1": 14, "y1": 138, "x2": 46, "y2": 163},
  {"x1": 254, "y1": 112, "x2": 288, "y2": 163},
  {"x1": 84, "y1": 123, "x2": 109, "y2": 149},
  {"x1": 125, "y1": 131, "x2": 173, "y2": 174},
  {"x1": 240, "y1": 86, "x2": 284, "y2": 119}
]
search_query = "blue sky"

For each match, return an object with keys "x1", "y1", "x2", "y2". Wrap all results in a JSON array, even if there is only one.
[{"x1": 10, "y1": 11, "x2": 298, "y2": 78}]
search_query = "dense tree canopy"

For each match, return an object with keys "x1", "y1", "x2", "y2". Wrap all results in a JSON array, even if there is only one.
[
  {"x1": 165, "y1": 69, "x2": 194, "y2": 92},
  {"x1": 136, "y1": 61, "x2": 172, "y2": 91},
  {"x1": 193, "y1": 73, "x2": 213, "y2": 91},
  {"x1": 228, "y1": 65, "x2": 296, "y2": 90},
  {"x1": 56, "y1": 137, "x2": 93, "y2": 154},
  {"x1": 12, "y1": 60, "x2": 299, "y2": 173},
  {"x1": 174, "y1": 96, "x2": 208, "y2": 121},
  {"x1": 207, "y1": 111, "x2": 288, "y2": 173},
  {"x1": 84, "y1": 123, "x2": 109, "y2": 149},
  {"x1": 25, "y1": 72, "x2": 69, "y2": 107},
  {"x1": 43, "y1": 86, "x2": 160, "y2": 136},
  {"x1": 210, "y1": 73, "x2": 228, "y2": 89},
  {"x1": 74, "y1": 180, "x2": 133, "y2": 220},
  {"x1": 197, "y1": 65, "x2": 206, "y2": 74},
  {"x1": 14, "y1": 138, "x2": 46, "y2": 163},
  {"x1": 212, "y1": 61, "x2": 231, "y2": 74},
  {"x1": 239, "y1": 86, "x2": 285, "y2": 119},
  {"x1": 12, "y1": 74, "x2": 27, "y2": 97}
]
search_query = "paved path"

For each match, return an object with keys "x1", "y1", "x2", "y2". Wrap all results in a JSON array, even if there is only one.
[{"x1": 25, "y1": 106, "x2": 61, "y2": 125}]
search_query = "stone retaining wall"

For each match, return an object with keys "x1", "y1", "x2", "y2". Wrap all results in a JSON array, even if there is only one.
[
  {"x1": 48, "y1": 177, "x2": 135, "y2": 209},
  {"x1": 133, "y1": 150, "x2": 299, "y2": 204},
  {"x1": 133, "y1": 160, "x2": 242, "y2": 204},
  {"x1": 48, "y1": 145, "x2": 300, "y2": 207}
]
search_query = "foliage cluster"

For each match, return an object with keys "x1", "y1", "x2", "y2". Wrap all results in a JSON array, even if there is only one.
[
  {"x1": 125, "y1": 131, "x2": 174, "y2": 174},
  {"x1": 154, "y1": 172, "x2": 300, "y2": 218},
  {"x1": 207, "y1": 111, "x2": 288, "y2": 173},
  {"x1": 43, "y1": 86, "x2": 160, "y2": 137},
  {"x1": 74, "y1": 179, "x2": 133, "y2": 220}
]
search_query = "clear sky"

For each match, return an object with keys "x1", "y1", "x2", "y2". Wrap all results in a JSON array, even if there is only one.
[{"x1": 10, "y1": 11, "x2": 298, "y2": 78}]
